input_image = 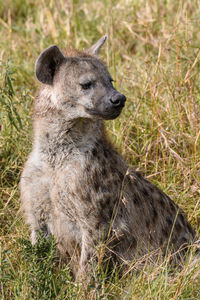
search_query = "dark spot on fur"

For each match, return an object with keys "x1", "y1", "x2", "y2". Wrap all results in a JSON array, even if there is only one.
[
  {"x1": 86, "y1": 165, "x2": 91, "y2": 172},
  {"x1": 86, "y1": 192, "x2": 91, "y2": 202},
  {"x1": 95, "y1": 140, "x2": 101, "y2": 147},
  {"x1": 103, "y1": 149, "x2": 109, "y2": 158},
  {"x1": 172, "y1": 236, "x2": 177, "y2": 244},
  {"x1": 93, "y1": 168, "x2": 100, "y2": 192},
  {"x1": 166, "y1": 217, "x2": 173, "y2": 227},
  {"x1": 131, "y1": 236, "x2": 137, "y2": 248},
  {"x1": 102, "y1": 158, "x2": 107, "y2": 165},
  {"x1": 94, "y1": 181, "x2": 100, "y2": 192},
  {"x1": 170, "y1": 201, "x2": 176, "y2": 213},
  {"x1": 179, "y1": 213, "x2": 186, "y2": 225},
  {"x1": 159, "y1": 237, "x2": 163, "y2": 246},
  {"x1": 108, "y1": 209, "x2": 113, "y2": 219},
  {"x1": 85, "y1": 207, "x2": 93, "y2": 217},
  {"x1": 162, "y1": 227, "x2": 169, "y2": 238},
  {"x1": 152, "y1": 207, "x2": 158, "y2": 223},
  {"x1": 118, "y1": 171, "x2": 124, "y2": 181},
  {"x1": 92, "y1": 148, "x2": 98, "y2": 156},
  {"x1": 146, "y1": 219, "x2": 150, "y2": 227},
  {"x1": 113, "y1": 179, "x2": 120, "y2": 187},
  {"x1": 99, "y1": 211, "x2": 108, "y2": 223},
  {"x1": 118, "y1": 207, "x2": 123, "y2": 218},
  {"x1": 142, "y1": 188, "x2": 149, "y2": 197},
  {"x1": 95, "y1": 221, "x2": 100, "y2": 230},
  {"x1": 41, "y1": 223, "x2": 48, "y2": 234},
  {"x1": 104, "y1": 197, "x2": 111, "y2": 206},
  {"x1": 46, "y1": 132, "x2": 49, "y2": 138},
  {"x1": 148, "y1": 185, "x2": 155, "y2": 193},
  {"x1": 159, "y1": 197, "x2": 166, "y2": 208},
  {"x1": 175, "y1": 222, "x2": 182, "y2": 233},
  {"x1": 100, "y1": 200, "x2": 105, "y2": 210},
  {"x1": 81, "y1": 194, "x2": 89, "y2": 203},
  {"x1": 133, "y1": 196, "x2": 139, "y2": 205},
  {"x1": 102, "y1": 167, "x2": 107, "y2": 177}
]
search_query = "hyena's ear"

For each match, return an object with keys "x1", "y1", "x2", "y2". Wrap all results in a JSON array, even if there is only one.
[
  {"x1": 86, "y1": 35, "x2": 107, "y2": 56},
  {"x1": 35, "y1": 45, "x2": 65, "y2": 84}
]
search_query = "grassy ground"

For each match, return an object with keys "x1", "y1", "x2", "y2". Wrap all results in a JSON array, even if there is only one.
[{"x1": 0, "y1": 0, "x2": 200, "y2": 299}]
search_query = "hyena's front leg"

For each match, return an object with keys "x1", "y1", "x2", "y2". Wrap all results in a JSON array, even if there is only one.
[
  {"x1": 20, "y1": 164, "x2": 52, "y2": 245},
  {"x1": 30, "y1": 229, "x2": 38, "y2": 245},
  {"x1": 75, "y1": 232, "x2": 96, "y2": 281}
]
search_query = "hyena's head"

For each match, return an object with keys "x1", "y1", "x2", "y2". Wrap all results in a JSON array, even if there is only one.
[{"x1": 35, "y1": 36, "x2": 126, "y2": 120}]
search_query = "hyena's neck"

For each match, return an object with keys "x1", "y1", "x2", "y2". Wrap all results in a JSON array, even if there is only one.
[{"x1": 33, "y1": 114, "x2": 105, "y2": 165}]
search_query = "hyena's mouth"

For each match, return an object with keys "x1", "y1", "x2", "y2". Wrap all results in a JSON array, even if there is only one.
[{"x1": 86, "y1": 106, "x2": 124, "y2": 120}]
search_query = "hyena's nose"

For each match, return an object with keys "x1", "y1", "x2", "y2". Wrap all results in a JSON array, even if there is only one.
[{"x1": 110, "y1": 93, "x2": 126, "y2": 108}]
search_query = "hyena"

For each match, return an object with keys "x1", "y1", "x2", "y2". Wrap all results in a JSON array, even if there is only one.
[{"x1": 20, "y1": 36, "x2": 196, "y2": 279}]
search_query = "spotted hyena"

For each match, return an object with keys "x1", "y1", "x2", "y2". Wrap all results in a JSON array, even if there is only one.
[{"x1": 20, "y1": 36, "x2": 196, "y2": 279}]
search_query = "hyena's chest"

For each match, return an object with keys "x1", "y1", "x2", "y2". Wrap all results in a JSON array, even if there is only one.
[{"x1": 50, "y1": 155, "x2": 124, "y2": 221}]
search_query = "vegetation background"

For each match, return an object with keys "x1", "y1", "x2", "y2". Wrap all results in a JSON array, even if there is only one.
[{"x1": 0, "y1": 0, "x2": 200, "y2": 299}]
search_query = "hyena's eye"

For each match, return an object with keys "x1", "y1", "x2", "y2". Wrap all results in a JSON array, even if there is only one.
[{"x1": 80, "y1": 81, "x2": 93, "y2": 90}]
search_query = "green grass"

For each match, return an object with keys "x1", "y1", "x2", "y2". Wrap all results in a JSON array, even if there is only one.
[{"x1": 0, "y1": 0, "x2": 200, "y2": 298}]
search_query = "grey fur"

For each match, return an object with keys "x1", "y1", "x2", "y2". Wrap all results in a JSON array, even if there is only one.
[{"x1": 20, "y1": 37, "x2": 195, "y2": 279}]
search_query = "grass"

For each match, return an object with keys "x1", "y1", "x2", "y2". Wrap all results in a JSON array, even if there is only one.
[{"x1": 0, "y1": 0, "x2": 200, "y2": 298}]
